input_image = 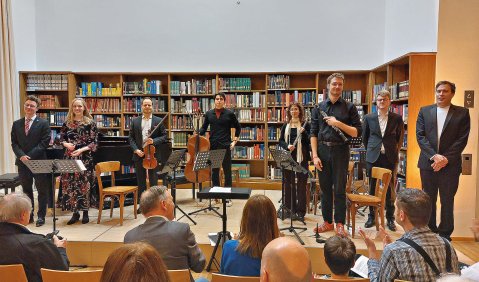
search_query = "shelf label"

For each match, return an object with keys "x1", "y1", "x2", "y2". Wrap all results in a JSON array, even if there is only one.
[{"x1": 464, "y1": 90, "x2": 474, "y2": 108}]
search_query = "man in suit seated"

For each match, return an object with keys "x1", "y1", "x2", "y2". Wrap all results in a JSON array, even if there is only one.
[
  {"x1": 0, "y1": 192, "x2": 69, "y2": 282},
  {"x1": 260, "y1": 237, "x2": 312, "y2": 282},
  {"x1": 124, "y1": 185, "x2": 206, "y2": 282}
]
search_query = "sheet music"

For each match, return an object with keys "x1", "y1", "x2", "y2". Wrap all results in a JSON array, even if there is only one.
[
  {"x1": 351, "y1": 255, "x2": 369, "y2": 278},
  {"x1": 210, "y1": 186, "x2": 231, "y2": 193},
  {"x1": 75, "y1": 160, "x2": 87, "y2": 171}
]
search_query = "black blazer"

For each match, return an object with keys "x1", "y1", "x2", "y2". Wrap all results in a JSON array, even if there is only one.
[
  {"x1": 279, "y1": 122, "x2": 311, "y2": 162},
  {"x1": 362, "y1": 112, "x2": 404, "y2": 165},
  {"x1": 11, "y1": 116, "x2": 51, "y2": 165},
  {"x1": 128, "y1": 115, "x2": 168, "y2": 162},
  {"x1": 416, "y1": 104, "x2": 470, "y2": 170}
]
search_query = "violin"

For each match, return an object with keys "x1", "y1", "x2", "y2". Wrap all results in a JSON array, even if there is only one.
[
  {"x1": 184, "y1": 109, "x2": 211, "y2": 184},
  {"x1": 142, "y1": 116, "x2": 167, "y2": 189}
]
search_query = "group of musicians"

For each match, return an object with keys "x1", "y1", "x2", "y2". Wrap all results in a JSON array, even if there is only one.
[{"x1": 12, "y1": 73, "x2": 469, "y2": 240}]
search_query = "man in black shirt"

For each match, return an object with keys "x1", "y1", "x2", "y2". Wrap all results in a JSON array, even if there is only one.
[
  {"x1": 311, "y1": 73, "x2": 362, "y2": 237},
  {"x1": 200, "y1": 93, "x2": 241, "y2": 187}
]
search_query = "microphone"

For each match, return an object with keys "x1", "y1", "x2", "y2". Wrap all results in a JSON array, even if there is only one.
[{"x1": 320, "y1": 111, "x2": 348, "y2": 142}]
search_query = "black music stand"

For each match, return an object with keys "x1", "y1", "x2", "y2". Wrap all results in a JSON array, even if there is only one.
[
  {"x1": 270, "y1": 148, "x2": 308, "y2": 245},
  {"x1": 24, "y1": 159, "x2": 86, "y2": 232},
  {"x1": 197, "y1": 187, "x2": 251, "y2": 272},
  {"x1": 159, "y1": 149, "x2": 196, "y2": 225},
  {"x1": 188, "y1": 149, "x2": 226, "y2": 218}
]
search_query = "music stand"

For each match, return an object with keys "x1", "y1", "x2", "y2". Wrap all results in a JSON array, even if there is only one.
[
  {"x1": 269, "y1": 148, "x2": 308, "y2": 245},
  {"x1": 188, "y1": 149, "x2": 226, "y2": 218},
  {"x1": 159, "y1": 149, "x2": 196, "y2": 225},
  {"x1": 24, "y1": 159, "x2": 86, "y2": 232}
]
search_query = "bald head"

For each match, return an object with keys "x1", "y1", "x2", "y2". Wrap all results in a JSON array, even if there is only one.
[{"x1": 260, "y1": 237, "x2": 312, "y2": 282}]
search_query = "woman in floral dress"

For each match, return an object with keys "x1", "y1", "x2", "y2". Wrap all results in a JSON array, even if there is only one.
[{"x1": 59, "y1": 98, "x2": 98, "y2": 224}]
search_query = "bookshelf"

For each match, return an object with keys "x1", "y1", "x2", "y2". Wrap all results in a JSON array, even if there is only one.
[{"x1": 18, "y1": 52, "x2": 436, "y2": 188}]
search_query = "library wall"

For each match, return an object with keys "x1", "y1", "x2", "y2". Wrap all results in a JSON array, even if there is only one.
[
  {"x1": 383, "y1": 0, "x2": 438, "y2": 62},
  {"x1": 16, "y1": 0, "x2": 387, "y2": 72},
  {"x1": 436, "y1": 0, "x2": 479, "y2": 238}
]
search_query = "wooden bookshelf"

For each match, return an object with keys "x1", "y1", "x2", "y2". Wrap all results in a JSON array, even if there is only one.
[{"x1": 18, "y1": 52, "x2": 436, "y2": 187}]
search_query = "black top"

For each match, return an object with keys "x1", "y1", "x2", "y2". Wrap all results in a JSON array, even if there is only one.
[
  {"x1": 279, "y1": 122, "x2": 311, "y2": 162},
  {"x1": 310, "y1": 97, "x2": 362, "y2": 143},
  {"x1": 200, "y1": 108, "x2": 241, "y2": 147}
]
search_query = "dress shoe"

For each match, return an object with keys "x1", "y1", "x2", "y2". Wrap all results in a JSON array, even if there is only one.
[
  {"x1": 35, "y1": 218, "x2": 45, "y2": 227},
  {"x1": 82, "y1": 211, "x2": 89, "y2": 224},
  {"x1": 67, "y1": 212, "x2": 80, "y2": 225},
  {"x1": 387, "y1": 220, "x2": 397, "y2": 231},
  {"x1": 364, "y1": 217, "x2": 375, "y2": 228},
  {"x1": 314, "y1": 221, "x2": 334, "y2": 233}
]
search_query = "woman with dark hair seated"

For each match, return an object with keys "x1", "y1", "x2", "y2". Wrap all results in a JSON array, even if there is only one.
[
  {"x1": 100, "y1": 242, "x2": 171, "y2": 282},
  {"x1": 220, "y1": 194, "x2": 280, "y2": 276}
]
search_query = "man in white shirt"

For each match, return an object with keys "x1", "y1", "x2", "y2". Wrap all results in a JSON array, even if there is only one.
[{"x1": 416, "y1": 81, "x2": 470, "y2": 241}]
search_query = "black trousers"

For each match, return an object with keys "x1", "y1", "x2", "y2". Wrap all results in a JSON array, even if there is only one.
[
  {"x1": 366, "y1": 153, "x2": 395, "y2": 221},
  {"x1": 283, "y1": 160, "x2": 308, "y2": 216},
  {"x1": 317, "y1": 144, "x2": 350, "y2": 224},
  {"x1": 17, "y1": 163, "x2": 50, "y2": 219},
  {"x1": 211, "y1": 145, "x2": 232, "y2": 187},
  {"x1": 134, "y1": 160, "x2": 159, "y2": 196},
  {"x1": 420, "y1": 165, "x2": 461, "y2": 240}
]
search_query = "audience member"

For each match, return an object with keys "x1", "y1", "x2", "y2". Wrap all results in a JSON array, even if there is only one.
[
  {"x1": 124, "y1": 185, "x2": 206, "y2": 282},
  {"x1": 324, "y1": 235, "x2": 356, "y2": 279},
  {"x1": 100, "y1": 242, "x2": 170, "y2": 282},
  {"x1": 436, "y1": 274, "x2": 474, "y2": 282},
  {"x1": 0, "y1": 192, "x2": 69, "y2": 282},
  {"x1": 360, "y1": 188, "x2": 460, "y2": 281},
  {"x1": 260, "y1": 237, "x2": 312, "y2": 282},
  {"x1": 220, "y1": 194, "x2": 280, "y2": 276}
]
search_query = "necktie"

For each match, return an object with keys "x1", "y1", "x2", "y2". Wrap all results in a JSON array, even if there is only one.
[{"x1": 25, "y1": 118, "x2": 32, "y2": 135}]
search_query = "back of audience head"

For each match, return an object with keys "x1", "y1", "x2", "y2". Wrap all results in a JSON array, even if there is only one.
[
  {"x1": 0, "y1": 192, "x2": 31, "y2": 225},
  {"x1": 101, "y1": 242, "x2": 171, "y2": 282},
  {"x1": 324, "y1": 235, "x2": 356, "y2": 277},
  {"x1": 436, "y1": 274, "x2": 474, "y2": 282},
  {"x1": 260, "y1": 237, "x2": 312, "y2": 282},
  {"x1": 396, "y1": 188, "x2": 431, "y2": 228},
  {"x1": 237, "y1": 194, "x2": 280, "y2": 258},
  {"x1": 140, "y1": 185, "x2": 174, "y2": 220}
]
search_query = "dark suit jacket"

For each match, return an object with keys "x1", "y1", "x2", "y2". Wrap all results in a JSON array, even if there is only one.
[
  {"x1": 11, "y1": 116, "x2": 51, "y2": 165},
  {"x1": 124, "y1": 216, "x2": 206, "y2": 281},
  {"x1": 128, "y1": 115, "x2": 168, "y2": 162},
  {"x1": 0, "y1": 222, "x2": 69, "y2": 282},
  {"x1": 416, "y1": 104, "x2": 470, "y2": 170},
  {"x1": 279, "y1": 122, "x2": 311, "y2": 162},
  {"x1": 362, "y1": 112, "x2": 404, "y2": 165}
]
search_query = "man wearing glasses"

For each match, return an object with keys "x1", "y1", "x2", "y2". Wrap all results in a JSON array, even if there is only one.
[
  {"x1": 362, "y1": 90, "x2": 404, "y2": 231},
  {"x1": 11, "y1": 95, "x2": 51, "y2": 227}
]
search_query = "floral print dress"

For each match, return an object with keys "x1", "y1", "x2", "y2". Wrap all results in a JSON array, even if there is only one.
[{"x1": 59, "y1": 120, "x2": 99, "y2": 212}]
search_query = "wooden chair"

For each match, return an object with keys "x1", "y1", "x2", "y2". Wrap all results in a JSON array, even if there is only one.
[
  {"x1": 168, "y1": 269, "x2": 190, "y2": 282},
  {"x1": 0, "y1": 264, "x2": 28, "y2": 282},
  {"x1": 211, "y1": 273, "x2": 260, "y2": 282},
  {"x1": 314, "y1": 278, "x2": 370, "y2": 281},
  {"x1": 95, "y1": 161, "x2": 138, "y2": 226},
  {"x1": 41, "y1": 268, "x2": 102, "y2": 282},
  {"x1": 347, "y1": 167, "x2": 392, "y2": 238}
]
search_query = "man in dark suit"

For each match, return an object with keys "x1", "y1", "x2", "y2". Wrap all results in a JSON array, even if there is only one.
[
  {"x1": 129, "y1": 97, "x2": 168, "y2": 201},
  {"x1": 124, "y1": 185, "x2": 206, "y2": 282},
  {"x1": 11, "y1": 95, "x2": 51, "y2": 227},
  {"x1": 0, "y1": 192, "x2": 69, "y2": 282},
  {"x1": 362, "y1": 90, "x2": 404, "y2": 231},
  {"x1": 416, "y1": 80, "x2": 470, "y2": 241}
]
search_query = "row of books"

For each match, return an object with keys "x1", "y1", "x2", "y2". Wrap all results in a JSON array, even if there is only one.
[
  {"x1": 37, "y1": 112, "x2": 67, "y2": 126},
  {"x1": 239, "y1": 126, "x2": 265, "y2": 141},
  {"x1": 225, "y1": 93, "x2": 265, "y2": 108},
  {"x1": 92, "y1": 115, "x2": 120, "y2": 128},
  {"x1": 232, "y1": 109, "x2": 265, "y2": 122},
  {"x1": 101, "y1": 130, "x2": 121, "y2": 137},
  {"x1": 402, "y1": 130, "x2": 408, "y2": 148},
  {"x1": 356, "y1": 105, "x2": 365, "y2": 121},
  {"x1": 267, "y1": 91, "x2": 317, "y2": 107},
  {"x1": 268, "y1": 165, "x2": 283, "y2": 180},
  {"x1": 267, "y1": 108, "x2": 287, "y2": 122},
  {"x1": 49, "y1": 130, "x2": 60, "y2": 145},
  {"x1": 26, "y1": 74, "x2": 68, "y2": 91},
  {"x1": 232, "y1": 164, "x2": 250, "y2": 178},
  {"x1": 267, "y1": 126, "x2": 281, "y2": 140},
  {"x1": 397, "y1": 151, "x2": 407, "y2": 176},
  {"x1": 85, "y1": 98, "x2": 121, "y2": 113},
  {"x1": 370, "y1": 104, "x2": 408, "y2": 123},
  {"x1": 78, "y1": 82, "x2": 122, "y2": 96},
  {"x1": 171, "y1": 132, "x2": 188, "y2": 147},
  {"x1": 389, "y1": 80, "x2": 409, "y2": 100},
  {"x1": 171, "y1": 115, "x2": 204, "y2": 130},
  {"x1": 170, "y1": 79, "x2": 216, "y2": 95},
  {"x1": 219, "y1": 77, "x2": 252, "y2": 91},
  {"x1": 232, "y1": 144, "x2": 265, "y2": 160},
  {"x1": 121, "y1": 165, "x2": 136, "y2": 174},
  {"x1": 123, "y1": 97, "x2": 166, "y2": 112},
  {"x1": 373, "y1": 82, "x2": 388, "y2": 97},
  {"x1": 123, "y1": 80, "x2": 163, "y2": 95},
  {"x1": 122, "y1": 115, "x2": 139, "y2": 130},
  {"x1": 36, "y1": 95, "x2": 61, "y2": 108},
  {"x1": 342, "y1": 90, "x2": 363, "y2": 105},
  {"x1": 268, "y1": 75, "x2": 290, "y2": 90},
  {"x1": 171, "y1": 98, "x2": 214, "y2": 114}
]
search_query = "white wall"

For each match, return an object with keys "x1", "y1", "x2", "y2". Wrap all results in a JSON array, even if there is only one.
[
  {"x1": 384, "y1": 0, "x2": 439, "y2": 63},
  {"x1": 19, "y1": 0, "x2": 387, "y2": 72},
  {"x1": 11, "y1": 0, "x2": 36, "y2": 72}
]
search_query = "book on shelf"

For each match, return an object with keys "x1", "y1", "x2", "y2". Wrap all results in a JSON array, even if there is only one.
[
  {"x1": 171, "y1": 97, "x2": 214, "y2": 114},
  {"x1": 26, "y1": 74, "x2": 68, "y2": 91},
  {"x1": 37, "y1": 112, "x2": 67, "y2": 126},
  {"x1": 36, "y1": 95, "x2": 61, "y2": 108},
  {"x1": 402, "y1": 130, "x2": 407, "y2": 148},
  {"x1": 85, "y1": 98, "x2": 121, "y2": 113},
  {"x1": 171, "y1": 115, "x2": 204, "y2": 130},
  {"x1": 268, "y1": 165, "x2": 283, "y2": 180},
  {"x1": 267, "y1": 90, "x2": 317, "y2": 107},
  {"x1": 266, "y1": 108, "x2": 287, "y2": 122},
  {"x1": 121, "y1": 165, "x2": 136, "y2": 174},
  {"x1": 232, "y1": 145, "x2": 264, "y2": 160},
  {"x1": 122, "y1": 114, "x2": 139, "y2": 130},
  {"x1": 390, "y1": 104, "x2": 408, "y2": 122},
  {"x1": 78, "y1": 82, "x2": 121, "y2": 96},
  {"x1": 267, "y1": 75, "x2": 290, "y2": 90},
  {"x1": 389, "y1": 80, "x2": 409, "y2": 100},
  {"x1": 341, "y1": 90, "x2": 362, "y2": 105},
  {"x1": 219, "y1": 77, "x2": 252, "y2": 91},
  {"x1": 124, "y1": 97, "x2": 166, "y2": 112},
  {"x1": 233, "y1": 109, "x2": 265, "y2": 122},
  {"x1": 397, "y1": 151, "x2": 407, "y2": 176},
  {"x1": 225, "y1": 92, "x2": 265, "y2": 108},
  {"x1": 101, "y1": 130, "x2": 120, "y2": 137},
  {"x1": 267, "y1": 126, "x2": 281, "y2": 141},
  {"x1": 170, "y1": 78, "x2": 216, "y2": 95},
  {"x1": 49, "y1": 130, "x2": 60, "y2": 145},
  {"x1": 239, "y1": 126, "x2": 265, "y2": 141},
  {"x1": 92, "y1": 115, "x2": 120, "y2": 128},
  {"x1": 373, "y1": 82, "x2": 388, "y2": 100},
  {"x1": 171, "y1": 132, "x2": 188, "y2": 147},
  {"x1": 123, "y1": 79, "x2": 162, "y2": 95},
  {"x1": 231, "y1": 164, "x2": 250, "y2": 178}
]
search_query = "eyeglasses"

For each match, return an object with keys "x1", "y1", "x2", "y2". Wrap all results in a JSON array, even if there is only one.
[
  {"x1": 24, "y1": 104, "x2": 37, "y2": 108},
  {"x1": 376, "y1": 98, "x2": 389, "y2": 102}
]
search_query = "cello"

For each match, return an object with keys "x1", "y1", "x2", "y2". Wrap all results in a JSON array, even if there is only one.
[{"x1": 184, "y1": 109, "x2": 210, "y2": 184}]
